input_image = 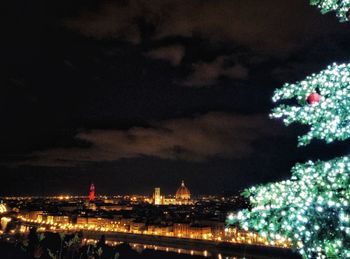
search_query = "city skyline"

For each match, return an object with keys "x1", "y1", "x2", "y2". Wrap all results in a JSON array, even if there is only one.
[
  {"x1": 1, "y1": 0, "x2": 350, "y2": 197},
  {"x1": 0, "y1": 180, "x2": 200, "y2": 197},
  {"x1": 5, "y1": 1, "x2": 349, "y2": 258},
  {"x1": 0, "y1": 190, "x2": 291, "y2": 258}
]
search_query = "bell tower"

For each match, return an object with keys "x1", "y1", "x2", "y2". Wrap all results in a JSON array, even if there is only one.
[{"x1": 89, "y1": 183, "x2": 95, "y2": 202}]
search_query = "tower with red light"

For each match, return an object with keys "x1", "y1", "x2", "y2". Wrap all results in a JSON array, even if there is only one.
[{"x1": 89, "y1": 183, "x2": 95, "y2": 202}]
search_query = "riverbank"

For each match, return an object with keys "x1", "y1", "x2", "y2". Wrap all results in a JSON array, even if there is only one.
[{"x1": 83, "y1": 231, "x2": 301, "y2": 259}]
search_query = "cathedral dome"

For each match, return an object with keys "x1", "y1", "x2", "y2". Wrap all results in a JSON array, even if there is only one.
[{"x1": 176, "y1": 180, "x2": 191, "y2": 200}]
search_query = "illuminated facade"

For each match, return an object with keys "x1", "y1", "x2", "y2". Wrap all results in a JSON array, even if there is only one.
[
  {"x1": 153, "y1": 187, "x2": 161, "y2": 205},
  {"x1": 174, "y1": 223, "x2": 211, "y2": 239},
  {"x1": 89, "y1": 183, "x2": 95, "y2": 202},
  {"x1": 0, "y1": 217, "x2": 11, "y2": 231},
  {"x1": 11, "y1": 195, "x2": 290, "y2": 248},
  {"x1": 46, "y1": 215, "x2": 70, "y2": 225},
  {"x1": 21, "y1": 210, "x2": 43, "y2": 221},
  {"x1": 175, "y1": 180, "x2": 191, "y2": 201},
  {"x1": 0, "y1": 203, "x2": 7, "y2": 214},
  {"x1": 147, "y1": 225, "x2": 173, "y2": 236},
  {"x1": 77, "y1": 217, "x2": 112, "y2": 227},
  {"x1": 152, "y1": 180, "x2": 193, "y2": 205}
]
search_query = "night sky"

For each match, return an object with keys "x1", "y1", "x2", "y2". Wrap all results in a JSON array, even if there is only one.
[{"x1": 1, "y1": 0, "x2": 350, "y2": 196}]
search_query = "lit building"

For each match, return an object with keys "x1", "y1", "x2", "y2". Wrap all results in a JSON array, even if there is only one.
[
  {"x1": 174, "y1": 223, "x2": 190, "y2": 237},
  {"x1": 173, "y1": 223, "x2": 211, "y2": 239},
  {"x1": 0, "y1": 217, "x2": 11, "y2": 231},
  {"x1": 0, "y1": 203, "x2": 7, "y2": 214},
  {"x1": 174, "y1": 180, "x2": 192, "y2": 205},
  {"x1": 89, "y1": 183, "x2": 95, "y2": 202},
  {"x1": 47, "y1": 215, "x2": 70, "y2": 225},
  {"x1": 152, "y1": 180, "x2": 193, "y2": 205},
  {"x1": 20, "y1": 210, "x2": 43, "y2": 221},
  {"x1": 98, "y1": 204, "x2": 133, "y2": 211},
  {"x1": 153, "y1": 187, "x2": 162, "y2": 205},
  {"x1": 76, "y1": 216, "x2": 113, "y2": 227},
  {"x1": 86, "y1": 183, "x2": 97, "y2": 210},
  {"x1": 175, "y1": 180, "x2": 191, "y2": 200},
  {"x1": 130, "y1": 221, "x2": 146, "y2": 233},
  {"x1": 147, "y1": 225, "x2": 173, "y2": 236}
]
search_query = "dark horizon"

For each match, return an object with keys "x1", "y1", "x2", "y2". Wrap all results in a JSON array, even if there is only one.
[{"x1": 1, "y1": 0, "x2": 350, "y2": 196}]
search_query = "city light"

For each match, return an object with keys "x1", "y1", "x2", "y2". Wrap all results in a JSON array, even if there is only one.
[
  {"x1": 0, "y1": 181, "x2": 291, "y2": 256},
  {"x1": 0, "y1": 204, "x2": 7, "y2": 214},
  {"x1": 15, "y1": 212, "x2": 290, "y2": 248}
]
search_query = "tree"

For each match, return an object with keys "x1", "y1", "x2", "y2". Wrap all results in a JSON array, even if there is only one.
[
  {"x1": 65, "y1": 233, "x2": 81, "y2": 259},
  {"x1": 96, "y1": 235, "x2": 106, "y2": 249},
  {"x1": 27, "y1": 227, "x2": 39, "y2": 257},
  {"x1": 310, "y1": 0, "x2": 350, "y2": 22},
  {"x1": 231, "y1": 64, "x2": 350, "y2": 257},
  {"x1": 58, "y1": 232, "x2": 65, "y2": 259}
]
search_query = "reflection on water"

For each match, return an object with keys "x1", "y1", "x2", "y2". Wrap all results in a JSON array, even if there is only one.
[
  {"x1": 83, "y1": 238, "x2": 261, "y2": 259},
  {"x1": 128, "y1": 243, "x2": 254, "y2": 259},
  {"x1": 131, "y1": 243, "x2": 210, "y2": 257},
  {"x1": 16, "y1": 226, "x2": 293, "y2": 258}
]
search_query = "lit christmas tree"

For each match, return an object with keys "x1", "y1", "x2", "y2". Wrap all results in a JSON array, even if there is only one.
[
  {"x1": 231, "y1": 63, "x2": 350, "y2": 258},
  {"x1": 228, "y1": 2, "x2": 350, "y2": 258},
  {"x1": 310, "y1": 0, "x2": 350, "y2": 22}
]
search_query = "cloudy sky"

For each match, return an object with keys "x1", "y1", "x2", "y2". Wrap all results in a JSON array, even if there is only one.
[{"x1": 1, "y1": 0, "x2": 350, "y2": 195}]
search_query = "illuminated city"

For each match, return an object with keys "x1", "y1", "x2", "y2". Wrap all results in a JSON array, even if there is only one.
[
  {"x1": 0, "y1": 184, "x2": 296, "y2": 257},
  {"x1": 0, "y1": 181, "x2": 296, "y2": 259},
  {"x1": 2, "y1": 0, "x2": 350, "y2": 258}
]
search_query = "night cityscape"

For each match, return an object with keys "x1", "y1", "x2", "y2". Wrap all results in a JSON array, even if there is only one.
[
  {"x1": 1, "y1": 181, "x2": 297, "y2": 258},
  {"x1": 2, "y1": 0, "x2": 350, "y2": 258}
]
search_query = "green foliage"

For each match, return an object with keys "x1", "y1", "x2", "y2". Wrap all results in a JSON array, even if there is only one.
[
  {"x1": 47, "y1": 249, "x2": 57, "y2": 259},
  {"x1": 271, "y1": 63, "x2": 350, "y2": 146},
  {"x1": 97, "y1": 247, "x2": 103, "y2": 257},
  {"x1": 241, "y1": 190, "x2": 251, "y2": 198},
  {"x1": 236, "y1": 156, "x2": 350, "y2": 258},
  {"x1": 310, "y1": 0, "x2": 350, "y2": 22},
  {"x1": 234, "y1": 63, "x2": 350, "y2": 258}
]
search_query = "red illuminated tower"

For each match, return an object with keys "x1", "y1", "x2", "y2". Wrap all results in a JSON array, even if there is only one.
[{"x1": 89, "y1": 183, "x2": 95, "y2": 202}]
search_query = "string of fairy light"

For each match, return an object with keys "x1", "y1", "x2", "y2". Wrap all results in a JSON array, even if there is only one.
[
  {"x1": 272, "y1": 63, "x2": 350, "y2": 147},
  {"x1": 225, "y1": 0, "x2": 350, "y2": 246},
  {"x1": 233, "y1": 155, "x2": 350, "y2": 258},
  {"x1": 228, "y1": 1, "x2": 350, "y2": 258},
  {"x1": 310, "y1": 0, "x2": 350, "y2": 22},
  {"x1": 229, "y1": 63, "x2": 350, "y2": 258}
]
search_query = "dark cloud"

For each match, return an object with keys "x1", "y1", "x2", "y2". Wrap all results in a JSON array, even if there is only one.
[
  {"x1": 64, "y1": 1, "x2": 141, "y2": 44},
  {"x1": 20, "y1": 113, "x2": 277, "y2": 167},
  {"x1": 184, "y1": 56, "x2": 248, "y2": 87},
  {"x1": 64, "y1": 0, "x2": 345, "y2": 54},
  {"x1": 3, "y1": 0, "x2": 350, "y2": 195},
  {"x1": 63, "y1": 0, "x2": 349, "y2": 90},
  {"x1": 145, "y1": 45, "x2": 185, "y2": 66}
]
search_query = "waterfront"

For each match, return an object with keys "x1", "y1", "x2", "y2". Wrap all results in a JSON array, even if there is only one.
[
  {"x1": 1, "y1": 192, "x2": 290, "y2": 249},
  {"x1": 89, "y1": 240, "x2": 301, "y2": 259},
  {"x1": 0, "y1": 193, "x2": 300, "y2": 258},
  {"x1": 9, "y1": 222, "x2": 297, "y2": 258},
  {"x1": 96, "y1": 242, "x2": 297, "y2": 259}
]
